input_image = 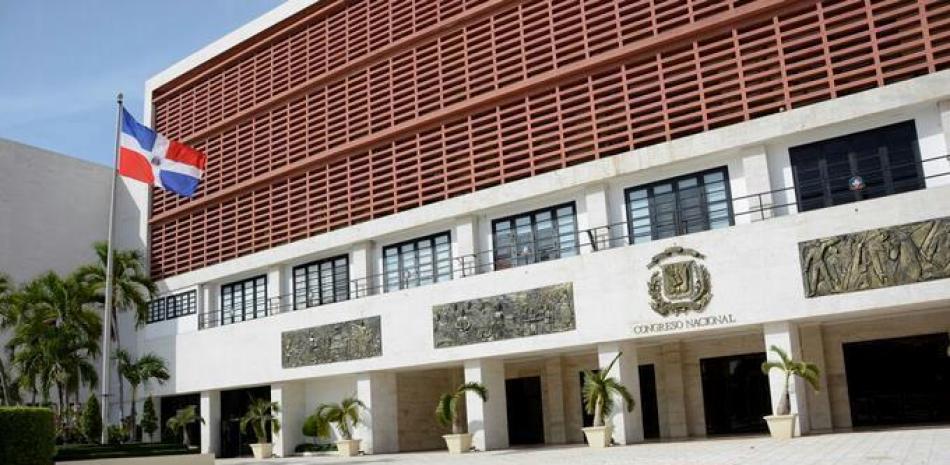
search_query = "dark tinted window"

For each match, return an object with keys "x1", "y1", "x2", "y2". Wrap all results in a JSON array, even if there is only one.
[
  {"x1": 293, "y1": 255, "x2": 350, "y2": 309},
  {"x1": 791, "y1": 121, "x2": 923, "y2": 212},
  {"x1": 625, "y1": 168, "x2": 732, "y2": 244},
  {"x1": 220, "y1": 276, "x2": 267, "y2": 325},
  {"x1": 492, "y1": 203, "x2": 577, "y2": 270},
  {"x1": 147, "y1": 290, "x2": 197, "y2": 323},
  {"x1": 383, "y1": 233, "x2": 452, "y2": 291}
]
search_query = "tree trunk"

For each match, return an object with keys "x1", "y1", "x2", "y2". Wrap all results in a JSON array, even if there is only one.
[
  {"x1": 112, "y1": 308, "x2": 126, "y2": 425},
  {"x1": 130, "y1": 385, "x2": 138, "y2": 442},
  {"x1": 452, "y1": 406, "x2": 462, "y2": 435},
  {"x1": 593, "y1": 399, "x2": 604, "y2": 427},
  {"x1": 183, "y1": 429, "x2": 191, "y2": 448},
  {"x1": 0, "y1": 360, "x2": 8, "y2": 406},
  {"x1": 776, "y1": 374, "x2": 791, "y2": 415}
]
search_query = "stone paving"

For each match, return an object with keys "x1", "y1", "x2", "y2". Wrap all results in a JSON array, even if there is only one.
[{"x1": 219, "y1": 426, "x2": 950, "y2": 465}]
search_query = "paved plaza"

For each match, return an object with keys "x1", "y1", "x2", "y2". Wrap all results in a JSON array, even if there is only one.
[{"x1": 219, "y1": 426, "x2": 950, "y2": 465}]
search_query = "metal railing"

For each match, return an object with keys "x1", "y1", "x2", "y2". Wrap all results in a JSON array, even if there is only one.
[{"x1": 197, "y1": 154, "x2": 950, "y2": 330}]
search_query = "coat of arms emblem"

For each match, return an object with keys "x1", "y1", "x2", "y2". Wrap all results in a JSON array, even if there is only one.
[{"x1": 647, "y1": 246, "x2": 712, "y2": 316}]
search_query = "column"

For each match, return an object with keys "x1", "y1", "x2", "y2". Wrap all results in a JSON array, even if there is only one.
[
  {"x1": 657, "y1": 342, "x2": 689, "y2": 439},
  {"x1": 596, "y1": 342, "x2": 643, "y2": 445},
  {"x1": 543, "y1": 357, "x2": 567, "y2": 444},
  {"x1": 763, "y1": 321, "x2": 810, "y2": 436},
  {"x1": 583, "y1": 183, "x2": 610, "y2": 251},
  {"x1": 356, "y1": 372, "x2": 399, "y2": 454},
  {"x1": 933, "y1": 100, "x2": 950, "y2": 187},
  {"x1": 200, "y1": 390, "x2": 221, "y2": 457},
  {"x1": 200, "y1": 283, "x2": 217, "y2": 328},
  {"x1": 800, "y1": 324, "x2": 833, "y2": 432},
  {"x1": 271, "y1": 382, "x2": 305, "y2": 458},
  {"x1": 349, "y1": 241, "x2": 374, "y2": 298},
  {"x1": 738, "y1": 145, "x2": 774, "y2": 222},
  {"x1": 464, "y1": 359, "x2": 508, "y2": 451},
  {"x1": 266, "y1": 266, "x2": 285, "y2": 314},
  {"x1": 452, "y1": 216, "x2": 478, "y2": 278}
]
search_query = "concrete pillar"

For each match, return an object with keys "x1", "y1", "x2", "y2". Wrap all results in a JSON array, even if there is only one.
[
  {"x1": 737, "y1": 145, "x2": 774, "y2": 222},
  {"x1": 543, "y1": 357, "x2": 567, "y2": 444},
  {"x1": 763, "y1": 321, "x2": 810, "y2": 436},
  {"x1": 452, "y1": 216, "x2": 478, "y2": 278},
  {"x1": 932, "y1": 100, "x2": 950, "y2": 188},
  {"x1": 200, "y1": 283, "x2": 217, "y2": 328},
  {"x1": 349, "y1": 241, "x2": 374, "y2": 298},
  {"x1": 356, "y1": 372, "x2": 399, "y2": 454},
  {"x1": 200, "y1": 390, "x2": 221, "y2": 457},
  {"x1": 657, "y1": 342, "x2": 689, "y2": 439},
  {"x1": 266, "y1": 266, "x2": 284, "y2": 314},
  {"x1": 583, "y1": 183, "x2": 610, "y2": 250},
  {"x1": 464, "y1": 359, "x2": 508, "y2": 450},
  {"x1": 800, "y1": 324, "x2": 833, "y2": 432},
  {"x1": 271, "y1": 382, "x2": 305, "y2": 458},
  {"x1": 597, "y1": 342, "x2": 643, "y2": 444}
]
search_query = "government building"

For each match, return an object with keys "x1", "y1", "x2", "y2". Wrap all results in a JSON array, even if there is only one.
[{"x1": 132, "y1": 0, "x2": 950, "y2": 458}]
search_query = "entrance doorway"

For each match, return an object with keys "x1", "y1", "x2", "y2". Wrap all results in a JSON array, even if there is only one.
[
  {"x1": 160, "y1": 393, "x2": 200, "y2": 447},
  {"x1": 844, "y1": 333, "x2": 950, "y2": 427},
  {"x1": 506, "y1": 376, "x2": 544, "y2": 445},
  {"x1": 578, "y1": 365, "x2": 659, "y2": 439},
  {"x1": 700, "y1": 352, "x2": 770, "y2": 435},
  {"x1": 220, "y1": 386, "x2": 271, "y2": 458}
]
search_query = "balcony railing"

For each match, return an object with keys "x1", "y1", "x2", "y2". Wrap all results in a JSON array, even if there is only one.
[{"x1": 197, "y1": 154, "x2": 950, "y2": 330}]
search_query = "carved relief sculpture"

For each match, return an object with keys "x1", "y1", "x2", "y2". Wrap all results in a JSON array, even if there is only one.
[
  {"x1": 799, "y1": 217, "x2": 950, "y2": 297},
  {"x1": 647, "y1": 246, "x2": 712, "y2": 316},
  {"x1": 282, "y1": 316, "x2": 382, "y2": 368},
  {"x1": 432, "y1": 283, "x2": 575, "y2": 348}
]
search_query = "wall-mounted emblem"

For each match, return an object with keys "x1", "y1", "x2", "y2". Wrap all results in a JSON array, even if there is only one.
[{"x1": 647, "y1": 246, "x2": 712, "y2": 316}]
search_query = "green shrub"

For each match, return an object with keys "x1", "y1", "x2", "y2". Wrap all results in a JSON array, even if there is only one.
[
  {"x1": 140, "y1": 397, "x2": 158, "y2": 440},
  {"x1": 106, "y1": 424, "x2": 128, "y2": 445},
  {"x1": 0, "y1": 406, "x2": 55, "y2": 465},
  {"x1": 302, "y1": 413, "x2": 319, "y2": 439},
  {"x1": 55, "y1": 443, "x2": 195, "y2": 462},
  {"x1": 294, "y1": 443, "x2": 336, "y2": 453},
  {"x1": 80, "y1": 395, "x2": 102, "y2": 444}
]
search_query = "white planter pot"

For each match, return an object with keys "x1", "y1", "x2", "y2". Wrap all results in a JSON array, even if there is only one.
[
  {"x1": 249, "y1": 443, "x2": 273, "y2": 459},
  {"x1": 442, "y1": 433, "x2": 473, "y2": 454},
  {"x1": 581, "y1": 426, "x2": 612, "y2": 448},
  {"x1": 336, "y1": 439, "x2": 362, "y2": 457},
  {"x1": 764, "y1": 414, "x2": 797, "y2": 439}
]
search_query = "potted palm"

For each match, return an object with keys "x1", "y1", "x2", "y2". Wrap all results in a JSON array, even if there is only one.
[
  {"x1": 241, "y1": 398, "x2": 281, "y2": 459},
  {"x1": 435, "y1": 382, "x2": 488, "y2": 454},
  {"x1": 165, "y1": 405, "x2": 204, "y2": 448},
  {"x1": 581, "y1": 353, "x2": 634, "y2": 448},
  {"x1": 312, "y1": 397, "x2": 366, "y2": 457},
  {"x1": 761, "y1": 345, "x2": 820, "y2": 439}
]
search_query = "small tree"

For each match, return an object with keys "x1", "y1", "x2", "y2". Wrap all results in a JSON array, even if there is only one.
[
  {"x1": 140, "y1": 397, "x2": 158, "y2": 441},
  {"x1": 312, "y1": 397, "x2": 365, "y2": 441},
  {"x1": 761, "y1": 345, "x2": 820, "y2": 415},
  {"x1": 435, "y1": 382, "x2": 487, "y2": 434},
  {"x1": 240, "y1": 398, "x2": 281, "y2": 445},
  {"x1": 582, "y1": 353, "x2": 635, "y2": 427},
  {"x1": 302, "y1": 413, "x2": 320, "y2": 444},
  {"x1": 166, "y1": 405, "x2": 203, "y2": 448},
  {"x1": 80, "y1": 394, "x2": 102, "y2": 443}
]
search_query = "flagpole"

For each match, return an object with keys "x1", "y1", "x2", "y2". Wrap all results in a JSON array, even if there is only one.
[{"x1": 100, "y1": 93, "x2": 122, "y2": 444}]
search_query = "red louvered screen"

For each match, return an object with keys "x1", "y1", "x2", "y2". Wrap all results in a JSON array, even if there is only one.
[{"x1": 149, "y1": 0, "x2": 950, "y2": 278}]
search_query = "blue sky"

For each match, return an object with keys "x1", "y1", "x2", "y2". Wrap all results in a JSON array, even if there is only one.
[{"x1": 0, "y1": 0, "x2": 284, "y2": 166}]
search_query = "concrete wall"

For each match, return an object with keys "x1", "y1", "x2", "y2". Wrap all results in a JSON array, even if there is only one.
[{"x1": 395, "y1": 368, "x2": 462, "y2": 451}]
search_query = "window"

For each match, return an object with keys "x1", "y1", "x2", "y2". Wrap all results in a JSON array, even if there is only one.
[
  {"x1": 791, "y1": 121, "x2": 923, "y2": 213},
  {"x1": 492, "y1": 203, "x2": 578, "y2": 269},
  {"x1": 293, "y1": 255, "x2": 350, "y2": 310},
  {"x1": 383, "y1": 232, "x2": 452, "y2": 291},
  {"x1": 146, "y1": 290, "x2": 197, "y2": 324},
  {"x1": 625, "y1": 168, "x2": 733, "y2": 244},
  {"x1": 220, "y1": 276, "x2": 267, "y2": 325}
]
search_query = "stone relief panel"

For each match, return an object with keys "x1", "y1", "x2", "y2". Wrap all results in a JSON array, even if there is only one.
[
  {"x1": 282, "y1": 316, "x2": 382, "y2": 368},
  {"x1": 432, "y1": 283, "x2": 575, "y2": 348},
  {"x1": 799, "y1": 217, "x2": 950, "y2": 297}
]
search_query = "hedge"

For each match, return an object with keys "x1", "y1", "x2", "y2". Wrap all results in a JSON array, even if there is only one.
[
  {"x1": 0, "y1": 407, "x2": 55, "y2": 465},
  {"x1": 55, "y1": 443, "x2": 195, "y2": 462}
]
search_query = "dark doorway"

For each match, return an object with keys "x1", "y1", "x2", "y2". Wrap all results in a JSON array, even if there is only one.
[
  {"x1": 160, "y1": 393, "x2": 200, "y2": 446},
  {"x1": 506, "y1": 376, "x2": 544, "y2": 445},
  {"x1": 844, "y1": 333, "x2": 950, "y2": 427},
  {"x1": 700, "y1": 352, "x2": 770, "y2": 435},
  {"x1": 220, "y1": 386, "x2": 271, "y2": 458},
  {"x1": 577, "y1": 365, "x2": 659, "y2": 439}
]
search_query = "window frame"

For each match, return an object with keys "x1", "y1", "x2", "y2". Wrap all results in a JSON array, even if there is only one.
[
  {"x1": 490, "y1": 201, "x2": 579, "y2": 270},
  {"x1": 292, "y1": 254, "x2": 350, "y2": 310},
  {"x1": 790, "y1": 120, "x2": 924, "y2": 213},
  {"x1": 623, "y1": 166, "x2": 734, "y2": 244},
  {"x1": 382, "y1": 231, "x2": 453, "y2": 292},
  {"x1": 219, "y1": 275, "x2": 268, "y2": 325},
  {"x1": 146, "y1": 290, "x2": 197, "y2": 324}
]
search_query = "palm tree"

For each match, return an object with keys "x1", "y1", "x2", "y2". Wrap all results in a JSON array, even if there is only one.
[
  {"x1": 166, "y1": 405, "x2": 204, "y2": 448},
  {"x1": 76, "y1": 241, "x2": 156, "y2": 421},
  {"x1": 582, "y1": 353, "x2": 635, "y2": 427},
  {"x1": 312, "y1": 397, "x2": 365, "y2": 441},
  {"x1": 240, "y1": 397, "x2": 281, "y2": 444},
  {"x1": 435, "y1": 382, "x2": 487, "y2": 434},
  {"x1": 114, "y1": 349, "x2": 169, "y2": 440},
  {"x1": 8, "y1": 272, "x2": 100, "y2": 424},
  {"x1": 0, "y1": 273, "x2": 16, "y2": 405},
  {"x1": 761, "y1": 345, "x2": 820, "y2": 415}
]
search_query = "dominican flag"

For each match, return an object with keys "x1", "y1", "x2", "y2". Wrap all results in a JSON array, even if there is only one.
[{"x1": 118, "y1": 108, "x2": 206, "y2": 197}]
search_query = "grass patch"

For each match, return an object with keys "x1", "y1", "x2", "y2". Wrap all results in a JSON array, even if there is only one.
[{"x1": 54, "y1": 443, "x2": 197, "y2": 462}]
